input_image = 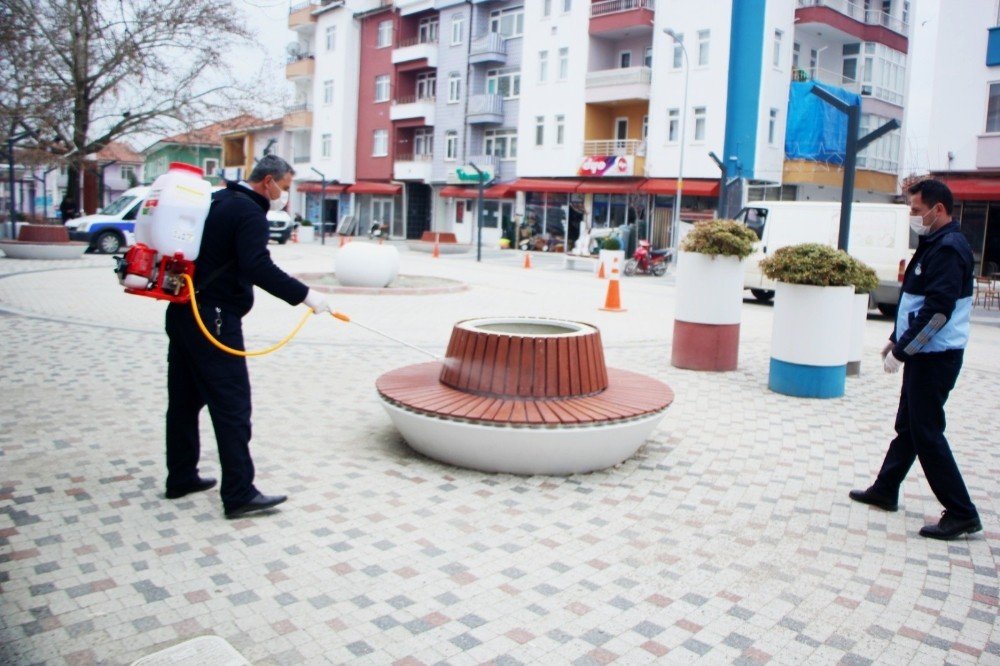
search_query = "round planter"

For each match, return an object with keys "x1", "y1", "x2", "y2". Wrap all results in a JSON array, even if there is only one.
[
  {"x1": 847, "y1": 293, "x2": 870, "y2": 377},
  {"x1": 335, "y1": 242, "x2": 399, "y2": 288},
  {"x1": 672, "y1": 251, "x2": 745, "y2": 371},
  {"x1": 297, "y1": 225, "x2": 314, "y2": 243},
  {"x1": 769, "y1": 282, "x2": 853, "y2": 399},
  {"x1": 598, "y1": 249, "x2": 625, "y2": 277},
  {"x1": 0, "y1": 240, "x2": 88, "y2": 260}
]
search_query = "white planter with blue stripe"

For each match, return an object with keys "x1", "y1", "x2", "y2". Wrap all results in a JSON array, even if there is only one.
[
  {"x1": 847, "y1": 293, "x2": 870, "y2": 376},
  {"x1": 769, "y1": 282, "x2": 853, "y2": 398}
]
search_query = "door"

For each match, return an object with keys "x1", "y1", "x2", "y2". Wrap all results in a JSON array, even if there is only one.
[
  {"x1": 373, "y1": 198, "x2": 396, "y2": 237},
  {"x1": 614, "y1": 118, "x2": 629, "y2": 152}
]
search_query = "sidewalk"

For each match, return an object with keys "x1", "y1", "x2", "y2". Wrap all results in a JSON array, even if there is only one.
[{"x1": 1, "y1": 242, "x2": 997, "y2": 665}]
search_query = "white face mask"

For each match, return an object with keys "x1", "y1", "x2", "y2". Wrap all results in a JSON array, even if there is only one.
[
  {"x1": 270, "y1": 189, "x2": 289, "y2": 212},
  {"x1": 909, "y1": 210, "x2": 933, "y2": 236}
]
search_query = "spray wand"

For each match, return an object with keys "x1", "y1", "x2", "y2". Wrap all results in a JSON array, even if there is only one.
[{"x1": 328, "y1": 312, "x2": 442, "y2": 360}]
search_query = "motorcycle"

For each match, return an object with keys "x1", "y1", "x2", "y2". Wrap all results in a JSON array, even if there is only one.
[{"x1": 624, "y1": 240, "x2": 670, "y2": 277}]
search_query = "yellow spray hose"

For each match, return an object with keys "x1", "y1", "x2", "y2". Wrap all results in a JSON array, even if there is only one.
[{"x1": 180, "y1": 273, "x2": 349, "y2": 357}]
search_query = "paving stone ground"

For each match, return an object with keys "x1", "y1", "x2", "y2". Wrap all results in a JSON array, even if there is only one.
[{"x1": 0, "y1": 241, "x2": 997, "y2": 665}]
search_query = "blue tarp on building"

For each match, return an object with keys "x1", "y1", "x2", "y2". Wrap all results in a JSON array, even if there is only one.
[{"x1": 785, "y1": 81, "x2": 861, "y2": 165}]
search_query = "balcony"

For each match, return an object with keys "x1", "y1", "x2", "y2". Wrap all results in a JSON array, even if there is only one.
[
  {"x1": 795, "y1": 65, "x2": 903, "y2": 106},
  {"x1": 392, "y1": 37, "x2": 438, "y2": 68},
  {"x1": 589, "y1": 0, "x2": 655, "y2": 38},
  {"x1": 467, "y1": 94, "x2": 503, "y2": 124},
  {"x1": 390, "y1": 96, "x2": 436, "y2": 124},
  {"x1": 469, "y1": 33, "x2": 506, "y2": 65},
  {"x1": 285, "y1": 55, "x2": 315, "y2": 80},
  {"x1": 581, "y1": 140, "x2": 645, "y2": 177},
  {"x1": 288, "y1": 1, "x2": 318, "y2": 30},
  {"x1": 585, "y1": 67, "x2": 651, "y2": 105},
  {"x1": 796, "y1": 0, "x2": 907, "y2": 35},
  {"x1": 284, "y1": 102, "x2": 313, "y2": 130},
  {"x1": 394, "y1": 153, "x2": 434, "y2": 181}
]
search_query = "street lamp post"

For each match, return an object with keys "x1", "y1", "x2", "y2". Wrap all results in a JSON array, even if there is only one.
[
  {"x1": 664, "y1": 28, "x2": 689, "y2": 264},
  {"x1": 5, "y1": 129, "x2": 33, "y2": 239},
  {"x1": 311, "y1": 167, "x2": 328, "y2": 245}
]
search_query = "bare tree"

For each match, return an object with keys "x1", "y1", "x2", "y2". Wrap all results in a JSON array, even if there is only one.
[{"x1": 0, "y1": 0, "x2": 259, "y2": 209}]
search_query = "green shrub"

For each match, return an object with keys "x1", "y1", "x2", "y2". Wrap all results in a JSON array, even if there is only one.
[
  {"x1": 680, "y1": 219, "x2": 758, "y2": 259},
  {"x1": 601, "y1": 236, "x2": 622, "y2": 251},
  {"x1": 299, "y1": 219, "x2": 313, "y2": 227},
  {"x1": 848, "y1": 257, "x2": 879, "y2": 294},
  {"x1": 759, "y1": 243, "x2": 857, "y2": 287}
]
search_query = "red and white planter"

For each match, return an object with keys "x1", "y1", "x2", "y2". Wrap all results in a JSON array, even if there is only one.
[
  {"x1": 671, "y1": 251, "x2": 745, "y2": 371},
  {"x1": 769, "y1": 282, "x2": 853, "y2": 398},
  {"x1": 847, "y1": 293, "x2": 870, "y2": 376}
]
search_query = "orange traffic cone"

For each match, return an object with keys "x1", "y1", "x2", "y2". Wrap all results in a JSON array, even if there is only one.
[
  {"x1": 523, "y1": 252, "x2": 532, "y2": 269},
  {"x1": 432, "y1": 237, "x2": 440, "y2": 258},
  {"x1": 291, "y1": 227, "x2": 298, "y2": 243},
  {"x1": 600, "y1": 258, "x2": 626, "y2": 312},
  {"x1": 597, "y1": 259, "x2": 606, "y2": 279}
]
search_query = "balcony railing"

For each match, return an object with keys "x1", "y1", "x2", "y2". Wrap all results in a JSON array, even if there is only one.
[
  {"x1": 285, "y1": 101, "x2": 312, "y2": 113},
  {"x1": 395, "y1": 153, "x2": 434, "y2": 162},
  {"x1": 468, "y1": 94, "x2": 503, "y2": 116},
  {"x1": 586, "y1": 66, "x2": 652, "y2": 88},
  {"x1": 794, "y1": 65, "x2": 904, "y2": 106},
  {"x1": 590, "y1": 0, "x2": 655, "y2": 18},
  {"x1": 469, "y1": 33, "x2": 506, "y2": 64},
  {"x1": 288, "y1": 0, "x2": 317, "y2": 13},
  {"x1": 796, "y1": 0, "x2": 908, "y2": 35},
  {"x1": 397, "y1": 36, "x2": 438, "y2": 48},
  {"x1": 393, "y1": 95, "x2": 436, "y2": 106},
  {"x1": 292, "y1": 155, "x2": 311, "y2": 164},
  {"x1": 583, "y1": 139, "x2": 646, "y2": 156}
]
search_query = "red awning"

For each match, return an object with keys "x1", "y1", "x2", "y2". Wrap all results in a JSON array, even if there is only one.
[
  {"x1": 346, "y1": 182, "x2": 402, "y2": 195},
  {"x1": 575, "y1": 179, "x2": 645, "y2": 194},
  {"x1": 639, "y1": 179, "x2": 720, "y2": 197},
  {"x1": 484, "y1": 183, "x2": 514, "y2": 199},
  {"x1": 295, "y1": 182, "x2": 346, "y2": 194},
  {"x1": 508, "y1": 178, "x2": 582, "y2": 193},
  {"x1": 938, "y1": 177, "x2": 1000, "y2": 201},
  {"x1": 439, "y1": 186, "x2": 480, "y2": 198}
]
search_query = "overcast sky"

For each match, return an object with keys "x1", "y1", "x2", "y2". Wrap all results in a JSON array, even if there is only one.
[{"x1": 233, "y1": 0, "x2": 294, "y2": 118}]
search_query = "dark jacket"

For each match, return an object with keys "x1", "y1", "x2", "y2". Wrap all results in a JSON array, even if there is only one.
[
  {"x1": 891, "y1": 220, "x2": 974, "y2": 360},
  {"x1": 193, "y1": 181, "x2": 308, "y2": 316}
]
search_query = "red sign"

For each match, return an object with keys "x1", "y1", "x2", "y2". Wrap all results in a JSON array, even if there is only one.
[{"x1": 578, "y1": 155, "x2": 634, "y2": 177}]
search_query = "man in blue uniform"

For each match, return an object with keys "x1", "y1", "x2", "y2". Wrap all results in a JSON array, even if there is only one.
[
  {"x1": 850, "y1": 179, "x2": 981, "y2": 540},
  {"x1": 163, "y1": 155, "x2": 332, "y2": 518}
]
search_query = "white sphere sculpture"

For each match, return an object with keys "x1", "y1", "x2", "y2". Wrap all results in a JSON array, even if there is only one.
[{"x1": 335, "y1": 242, "x2": 400, "y2": 288}]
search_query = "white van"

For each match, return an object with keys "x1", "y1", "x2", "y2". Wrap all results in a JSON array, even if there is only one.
[
  {"x1": 737, "y1": 200, "x2": 915, "y2": 315},
  {"x1": 65, "y1": 186, "x2": 150, "y2": 254}
]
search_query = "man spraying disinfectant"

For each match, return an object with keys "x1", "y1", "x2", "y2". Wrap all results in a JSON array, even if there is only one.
[{"x1": 120, "y1": 156, "x2": 335, "y2": 519}]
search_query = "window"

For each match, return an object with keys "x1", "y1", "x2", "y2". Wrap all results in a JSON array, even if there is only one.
[
  {"x1": 842, "y1": 43, "x2": 860, "y2": 83},
  {"x1": 416, "y1": 72, "x2": 436, "y2": 100},
  {"x1": 325, "y1": 26, "x2": 336, "y2": 51},
  {"x1": 773, "y1": 30, "x2": 782, "y2": 68},
  {"x1": 693, "y1": 107, "x2": 706, "y2": 141},
  {"x1": 543, "y1": 0, "x2": 551, "y2": 17},
  {"x1": 644, "y1": 47, "x2": 653, "y2": 68},
  {"x1": 372, "y1": 129, "x2": 388, "y2": 157},
  {"x1": 562, "y1": 0, "x2": 571, "y2": 11},
  {"x1": 696, "y1": 30, "x2": 710, "y2": 66},
  {"x1": 203, "y1": 158, "x2": 218, "y2": 176},
  {"x1": 642, "y1": 115, "x2": 648, "y2": 142},
  {"x1": 377, "y1": 20, "x2": 393, "y2": 48},
  {"x1": 672, "y1": 33, "x2": 684, "y2": 69},
  {"x1": 321, "y1": 133, "x2": 332, "y2": 158},
  {"x1": 374, "y1": 74, "x2": 390, "y2": 102},
  {"x1": 323, "y1": 79, "x2": 334, "y2": 105},
  {"x1": 414, "y1": 129, "x2": 433, "y2": 156},
  {"x1": 792, "y1": 42, "x2": 800, "y2": 69},
  {"x1": 768, "y1": 108, "x2": 778, "y2": 144},
  {"x1": 987, "y1": 83, "x2": 1000, "y2": 133},
  {"x1": 556, "y1": 115, "x2": 565, "y2": 145},
  {"x1": 486, "y1": 69, "x2": 520, "y2": 98},
  {"x1": 484, "y1": 128, "x2": 518, "y2": 160},
  {"x1": 809, "y1": 48, "x2": 819, "y2": 78},
  {"x1": 448, "y1": 73, "x2": 461, "y2": 103},
  {"x1": 120, "y1": 164, "x2": 135, "y2": 181},
  {"x1": 619, "y1": 51, "x2": 631, "y2": 68},
  {"x1": 539, "y1": 50, "x2": 548, "y2": 82},
  {"x1": 558, "y1": 48, "x2": 568, "y2": 79},
  {"x1": 667, "y1": 108, "x2": 679, "y2": 142},
  {"x1": 445, "y1": 131, "x2": 458, "y2": 160},
  {"x1": 418, "y1": 17, "x2": 438, "y2": 43},
  {"x1": 489, "y1": 7, "x2": 524, "y2": 38},
  {"x1": 451, "y1": 15, "x2": 464, "y2": 45},
  {"x1": 535, "y1": 116, "x2": 545, "y2": 146}
]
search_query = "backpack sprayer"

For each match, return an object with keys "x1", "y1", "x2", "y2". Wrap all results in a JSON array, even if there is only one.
[{"x1": 113, "y1": 162, "x2": 440, "y2": 360}]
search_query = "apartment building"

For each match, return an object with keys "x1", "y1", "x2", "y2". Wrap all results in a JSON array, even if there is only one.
[{"x1": 902, "y1": 0, "x2": 1000, "y2": 277}]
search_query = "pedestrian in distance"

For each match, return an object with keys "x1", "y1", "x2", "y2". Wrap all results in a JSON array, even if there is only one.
[
  {"x1": 850, "y1": 179, "x2": 981, "y2": 540},
  {"x1": 58, "y1": 195, "x2": 78, "y2": 223},
  {"x1": 163, "y1": 155, "x2": 333, "y2": 519}
]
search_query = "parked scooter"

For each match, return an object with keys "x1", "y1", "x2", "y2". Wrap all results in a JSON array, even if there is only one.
[{"x1": 624, "y1": 240, "x2": 671, "y2": 277}]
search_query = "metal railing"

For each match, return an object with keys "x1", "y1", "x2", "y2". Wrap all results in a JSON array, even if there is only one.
[
  {"x1": 585, "y1": 66, "x2": 652, "y2": 88},
  {"x1": 468, "y1": 94, "x2": 503, "y2": 116},
  {"x1": 466, "y1": 155, "x2": 498, "y2": 171},
  {"x1": 289, "y1": 1, "x2": 317, "y2": 14},
  {"x1": 582, "y1": 139, "x2": 646, "y2": 156},
  {"x1": 590, "y1": 0, "x2": 655, "y2": 18},
  {"x1": 286, "y1": 52, "x2": 315, "y2": 64},
  {"x1": 285, "y1": 101, "x2": 313, "y2": 113},
  {"x1": 395, "y1": 153, "x2": 434, "y2": 162},
  {"x1": 292, "y1": 155, "x2": 311, "y2": 164},
  {"x1": 794, "y1": 65, "x2": 904, "y2": 105},
  {"x1": 397, "y1": 35, "x2": 439, "y2": 48},
  {"x1": 470, "y1": 33, "x2": 506, "y2": 57},
  {"x1": 393, "y1": 95, "x2": 436, "y2": 105},
  {"x1": 796, "y1": 0, "x2": 908, "y2": 35}
]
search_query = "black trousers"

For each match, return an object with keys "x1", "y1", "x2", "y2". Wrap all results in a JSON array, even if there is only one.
[
  {"x1": 873, "y1": 349, "x2": 977, "y2": 520},
  {"x1": 165, "y1": 303, "x2": 258, "y2": 510}
]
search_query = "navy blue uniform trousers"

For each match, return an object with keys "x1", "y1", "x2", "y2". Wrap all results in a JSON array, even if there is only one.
[
  {"x1": 873, "y1": 349, "x2": 977, "y2": 520},
  {"x1": 165, "y1": 303, "x2": 258, "y2": 510}
]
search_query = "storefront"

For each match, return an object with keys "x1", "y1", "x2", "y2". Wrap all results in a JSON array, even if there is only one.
[
  {"x1": 346, "y1": 182, "x2": 403, "y2": 238},
  {"x1": 937, "y1": 176, "x2": 1000, "y2": 277},
  {"x1": 438, "y1": 184, "x2": 515, "y2": 246},
  {"x1": 294, "y1": 181, "x2": 347, "y2": 235}
]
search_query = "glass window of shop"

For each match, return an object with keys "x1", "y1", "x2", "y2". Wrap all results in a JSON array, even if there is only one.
[
  {"x1": 523, "y1": 191, "x2": 568, "y2": 249},
  {"x1": 481, "y1": 200, "x2": 512, "y2": 229},
  {"x1": 591, "y1": 193, "x2": 630, "y2": 227}
]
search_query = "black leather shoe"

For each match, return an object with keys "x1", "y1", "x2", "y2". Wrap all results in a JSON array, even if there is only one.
[
  {"x1": 848, "y1": 486, "x2": 898, "y2": 512},
  {"x1": 165, "y1": 477, "x2": 217, "y2": 499},
  {"x1": 224, "y1": 492, "x2": 287, "y2": 519},
  {"x1": 919, "y1": 512, "x2": 982, "y2": 540}
]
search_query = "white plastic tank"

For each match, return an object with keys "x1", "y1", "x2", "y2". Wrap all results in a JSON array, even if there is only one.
[{"x1": 135, "y1": 162, "x2": 213, "y2": 260}]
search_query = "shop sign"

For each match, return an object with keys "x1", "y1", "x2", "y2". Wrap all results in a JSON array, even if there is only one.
[{"x1": 578, "y1": 155, "x2": 634, "y2": 177}]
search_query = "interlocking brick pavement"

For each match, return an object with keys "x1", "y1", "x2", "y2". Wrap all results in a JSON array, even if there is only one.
[{"x1": 0, "y1": 243, "x2": 997, "y2": 665}]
